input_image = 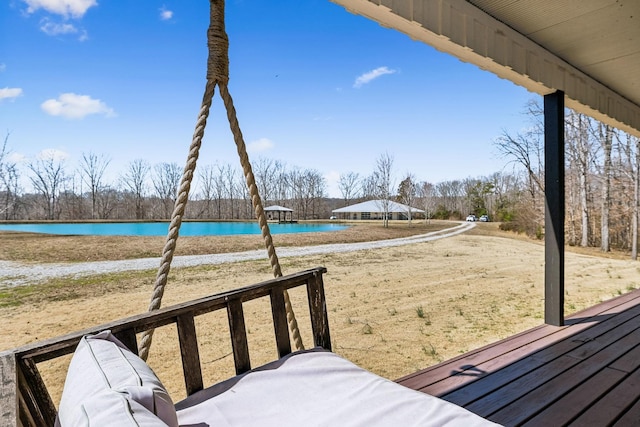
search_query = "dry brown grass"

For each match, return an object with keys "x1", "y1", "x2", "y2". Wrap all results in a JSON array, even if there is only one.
[{"x1": 2, "y1": 220, "x2": 640, "y2": 406}]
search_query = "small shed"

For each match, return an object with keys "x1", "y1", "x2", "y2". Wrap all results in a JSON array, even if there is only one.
[
  {"x1": 332, "y1": 200, "x2": 425, "y2": 221},
  {"x1": 264, "y1": 205, "x2": 295, "y2": 223}
]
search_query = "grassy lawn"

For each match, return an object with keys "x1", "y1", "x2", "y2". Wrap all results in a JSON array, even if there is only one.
[{"x1": 2, "y1": 219, "x2": 639, "y2": 404}]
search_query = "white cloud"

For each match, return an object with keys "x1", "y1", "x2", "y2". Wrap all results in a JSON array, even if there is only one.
[
  {"x1": 23, "y1": 0, "x2": 97, "y2": 19},
  {"x1": 37, "y1": 148, "x2": 69, "y2": 162},
  {"x1": 0, "y1": 88, "x2": 23, "y2": 101},
  {"x1": 247, "y1": 138, "x2": 274, "y2": 154},
  {"x1": 38, "y1": 17, "x2": 88, "y2": 40},
  {"x1": 40, "y1": 18, "x2": 77, "y2": 35},
  {"x1": 159, "y1": 6, "x2": 173, "y2": 21},
  {"x1": 41, "y1": 93, "x2": 116, "y2": 119},
  {"x1": 0, "y1": 64, "x2": 6, "y2": 72},
  {"x1": 8, "y1": 152, "x2": 27, "y2": 164},
  {"x1": 353, "y1": 66, "x2": 397, "y2": 88}
]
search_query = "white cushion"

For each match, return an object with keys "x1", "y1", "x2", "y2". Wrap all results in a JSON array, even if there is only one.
[
  {"x1": 62, "y1": 389, "x2": 172, "y2": 426},
  {"x1": 176, "y1": 349, "x2": 501, "y2": 427},
  {"x1": 56, "y1": 330, "x2": 178, "y2": 427}
]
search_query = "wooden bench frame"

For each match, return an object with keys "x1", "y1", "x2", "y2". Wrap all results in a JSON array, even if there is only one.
[{"x1": 0, "y1": 267, "x2": 330, "y2": 427}]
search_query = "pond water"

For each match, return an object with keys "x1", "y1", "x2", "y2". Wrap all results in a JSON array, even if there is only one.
[{"x1": 0, "y1": 222, "x2": 347, "y2": 237}]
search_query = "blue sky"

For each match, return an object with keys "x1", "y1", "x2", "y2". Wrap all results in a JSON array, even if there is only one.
[{"x1": 1, "y1": 0, "x2": 536, "y2": 197}]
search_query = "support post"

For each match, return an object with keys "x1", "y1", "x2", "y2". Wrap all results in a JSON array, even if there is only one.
[
  {"x1": 544, "y1": 91, "x2": 565, "y2": 326},
  {"x1": 0, "y1": 352, "x2": 18, "y2": 427}
]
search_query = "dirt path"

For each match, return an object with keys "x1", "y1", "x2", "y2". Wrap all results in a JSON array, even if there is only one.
[{"x1": 0, "y1": 222, "x2": 474, "y2": 287}]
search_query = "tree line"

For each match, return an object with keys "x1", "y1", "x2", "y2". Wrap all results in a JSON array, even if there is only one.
[
  {"x1": 0, "y1": 137, "x2": 506, "y2": 226},
  {"x1": 0, "y1": 143, "x2": 329, "y2": 222},
  {"x1": 2, "y1": 99, "x2": 640, "y2": 256},
  {"x1": 494, "y1": 100, "x2": 640, "y2": 257}
]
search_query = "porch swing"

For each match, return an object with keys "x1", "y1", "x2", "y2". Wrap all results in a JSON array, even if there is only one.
[{"x1": 1, "y1": 1, "x2": 499, "y2": 426}]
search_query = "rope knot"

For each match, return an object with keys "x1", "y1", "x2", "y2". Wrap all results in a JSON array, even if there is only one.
[{"x1": 207, "y1": 0, "x2": 229, "y2": 83}]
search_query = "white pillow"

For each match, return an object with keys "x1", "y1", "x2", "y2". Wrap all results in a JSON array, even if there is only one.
[
  {"x1": 62, "y1": 389, "x2": 172, "y2": 426},
  {"x1": 56, "y1": 330, "x2": 178, "y2": 427}
]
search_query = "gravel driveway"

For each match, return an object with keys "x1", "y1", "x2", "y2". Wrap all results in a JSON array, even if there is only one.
[{"x1": 0, "y1": 222, "x2": 474, "y2": 287}]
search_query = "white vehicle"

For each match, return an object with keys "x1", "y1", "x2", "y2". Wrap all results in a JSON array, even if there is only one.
[{"x1": 466, "y1": 214, "x2": 477, "y2": 222}]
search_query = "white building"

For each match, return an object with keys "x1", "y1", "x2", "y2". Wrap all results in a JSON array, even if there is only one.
[{"x1": 332, "y1": 200, "x2": 425, "y2": 221}]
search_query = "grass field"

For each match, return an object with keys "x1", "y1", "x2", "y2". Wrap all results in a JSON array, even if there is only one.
[{"x1": 2, "y1": 220, "x2": 639, "y2": 404}]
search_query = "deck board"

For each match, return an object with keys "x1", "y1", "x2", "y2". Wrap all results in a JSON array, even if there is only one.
[
  {"x1": 396, "y1": 289, "x2": 640, "y2": 426},
  {"x1": 486, "y1": 329, "x2": 640, "y2": 424},
  {"x1": 612, "y1": 398, "x2": 640, "y2": 426},
  {"x1": 524, "y1": 368, "x2": 624, "y2": 427},
  {"x1": 571, "y1": 367, "x2": 640, "y2": 426}
]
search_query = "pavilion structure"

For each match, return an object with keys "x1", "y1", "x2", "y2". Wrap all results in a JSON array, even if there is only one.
[{"x1": 264, "y1": 205, "x2": 295, "y2": 223}]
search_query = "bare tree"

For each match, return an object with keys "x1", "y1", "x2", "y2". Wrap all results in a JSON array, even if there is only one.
[
  {"x1": 1, "y1": 162, "x2": 20, "y2": 220},
  {"x1": 436, "y1": 180, "x2": 464, "y2": 219},
  {"x1": 613, "y1": 131, "x2": 638, "y2": 254},
  {"x1": 153, "y1": 162, "x2": 182, "y2": 218},
  {"x1": 272, "y1": 160, "x2": 289, "y2": 204},
  {"x1": 289, "y1": 168, "x2": 326, "y2": 220},
  {"x1": 254, "y1": 157, "x2": 276, "y2": 205},
  {"x1": 494, "y1": 100, "x2": 546, "y2": 236},
  {"x1": 28, "y1": 150, "x2": 68, "y2": 220},
  {"x1": 417, "y1": 181, "x2": 436, "y2": 223},
  {"x1": 338, "y1": 172, "x2": 360, "y2": 206},
  {"x1": 599, "y1": 124, "x2": 614, "y2": 252},
  {"x1": 224, "y1": 164, "x2": 239, "y2": 219},
  {"x1": 79, "y1": 152, "x2": 111, "y2": 219},
  {"x1": 197, "y1": 164, "x2": 215, "y2": 218},
  {"x1": 631, "y1": 137, "x2": 640, "y2": 260},
  {"x1": 360, "y1": 174, "x2": 377, "y2": 200},
  {"x1": 288, "y1": 168, "x2": 304, "y2": 220},
  {"x1": 0, "y1": 132, "x2": 10, "y2": 215},
  {"x1": 495, "y1": 129, "x2": 544, "y2": 203},
  {"x1": 566, "y1": 111, "x2": 594, "y2": 247},
  {"x1": 308, "y1": 169, "x2": 327, "y2": 219},
  {"x1": 489, "y1": 172, "x2": 520, "y2": 222},
  {"x1": 59, "y1": 173, "x2": 87, "y2": 219},
  {"x1": 627, "y1": 133, "x2": 640, "y2": 260},
  {"x1": 120, "y1": 159, "x2": 150, "y2": 219},
  {"x1": 372, "y1": 152, "x2": 395, "y2": 227},
  {"x1": 97, "y1": 187, "x2": 118, "y2": 219},
  {"x1": 0, "y1": 132, "x2": 21, "y2": 220},
  {"x1": 397, "y1": 173, "x2": 417, "y2": 224}
]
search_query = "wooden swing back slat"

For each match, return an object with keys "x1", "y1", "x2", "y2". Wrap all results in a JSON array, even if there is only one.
[
  {"x1": 177, "y1": 313, "x2": 204, "y2": 396},
  {"x1": 1, "y1": 267, "x2": 329, "y2": 427},
  {"x1": 271, "y1": 285, "x2": 293, "y2": 358}
]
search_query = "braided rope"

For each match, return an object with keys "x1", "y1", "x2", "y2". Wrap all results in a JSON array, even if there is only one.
[
  {"x1": 138, "y1": 80, "x2": 217, "y2": 361},
  {"x1": 139, "y1": 0, "x2": 303, "y2": 360},
  {"x1": 219, "y1": 82, "x2": 304, "y2": 351}
]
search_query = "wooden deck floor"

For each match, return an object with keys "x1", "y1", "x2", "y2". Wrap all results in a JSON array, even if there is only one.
[{"x1": 396, "y1": 289, "x2": 640, "y2": 426}]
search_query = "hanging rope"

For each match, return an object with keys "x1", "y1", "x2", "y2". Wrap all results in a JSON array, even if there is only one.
[
  {"x1": 139, "y1": 0, "x2": 303, "y2": 361},
  {"x1": 218, "y1": 82, "x2": 304, "y2": 351}
]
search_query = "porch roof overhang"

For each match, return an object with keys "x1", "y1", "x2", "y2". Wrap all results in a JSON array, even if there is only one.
[{"x1": 330, "y1": 0, "x2": 640, "y2": 137}]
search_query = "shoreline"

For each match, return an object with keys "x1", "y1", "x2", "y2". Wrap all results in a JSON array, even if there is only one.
[{"x1": 0, "y1": 222, "x2": 474, "y2": 287}]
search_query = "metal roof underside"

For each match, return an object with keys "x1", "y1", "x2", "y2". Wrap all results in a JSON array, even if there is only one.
[{"x1": 331, "y1": 0, "x2": 640, "y2": 137}]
